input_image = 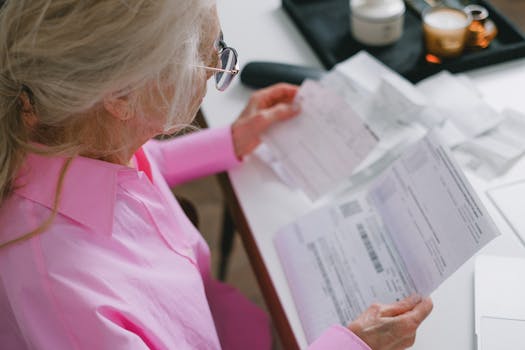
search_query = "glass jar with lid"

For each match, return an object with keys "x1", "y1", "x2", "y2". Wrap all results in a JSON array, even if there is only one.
[{"x1": 350, "y1": 0, "x2": 406, "y2": 46}]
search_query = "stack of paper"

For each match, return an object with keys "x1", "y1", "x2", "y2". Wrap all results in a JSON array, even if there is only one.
[
  {"x1": 475, "y1": 256, "x2": 525, "y2": 350},
  {"x1": 487, "y1": 180, "x2": 525, "y2": 245},
  {"x1": 275, "y1": 132, "x2": 499, "y2": 343},
  {"x1": 416, "y1": 70, "x2": 503, "y2": 142},
  {"x1": 454, "y1": 109, "x2": 525, "y2": 178},
  {"x1": 262, "y1": 80, "x2": 378, "y2": 200},
  {"x1": 259, "y1": 51, "x2": 525, "y2": 198}
]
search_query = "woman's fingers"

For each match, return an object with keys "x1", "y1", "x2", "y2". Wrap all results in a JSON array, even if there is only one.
[
  {"x1": 389, "y1": 298, "x2": 432, "y2": 349},
  {"x1": 238, "y1": 83, "x2": 299, "y2": 120},
  {"x1": 347, "y1": 296, "x2": 433, "y2": 350},
  {"x1": 257, "y1": 102, "x2": 300, "y2": 131},
  {"x1": 231, "y1": 102, "x2": 300, "y2": 159},
  {"x1": 232, "y1": 83, "x2": 299, "y2": 159},
  {"x1": 252, "y1": 83, "x2": 299, "y2": 109},
  {"x1": 240, "y1": 102, "x2": 299, "y2": 138},
  {"x1": 399, "y1": 297, "x2": 433, "y2": 324},
  {"x1": 381, "y1": 294, "x2": 423, "y2": 318}
]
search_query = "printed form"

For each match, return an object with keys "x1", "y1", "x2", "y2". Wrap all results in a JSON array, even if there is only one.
[
  {"x1": 262, "y1": 80, "x2": 378, "y2": 200},
  {"x1": 275, "y1": 132, "x2": 499, "y2": 344}
]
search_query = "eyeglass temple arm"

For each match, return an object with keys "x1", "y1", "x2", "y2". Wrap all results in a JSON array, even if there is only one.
[{"x1": 194, "y1": 65, "x2": 239, "y2": 75}]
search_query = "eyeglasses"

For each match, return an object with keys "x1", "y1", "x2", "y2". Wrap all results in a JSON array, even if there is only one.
[{"x1": 195, "y1": 31, "x2": 239, "y2": 91}]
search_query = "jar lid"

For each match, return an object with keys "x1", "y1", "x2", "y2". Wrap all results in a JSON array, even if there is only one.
[
  {"x1": 351, "y1": 0, "x2": 406, "y2": 21},
  {"x1": 464, "y1": 4, "x2": 489, "y2": 21}
]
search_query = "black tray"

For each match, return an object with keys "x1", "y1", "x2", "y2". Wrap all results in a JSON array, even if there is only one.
[{"x1": 282, "y1": 0, "x2": 525, "y2": 82}]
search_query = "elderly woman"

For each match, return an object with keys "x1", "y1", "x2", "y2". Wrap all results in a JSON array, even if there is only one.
[{"x1": 0, "y1": 1, "x2": 432, "y2": 349}]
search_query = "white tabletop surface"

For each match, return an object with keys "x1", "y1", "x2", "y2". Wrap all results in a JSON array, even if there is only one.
[{"x1": 201, "y1": 1, "x2": 525, "y2": 348}]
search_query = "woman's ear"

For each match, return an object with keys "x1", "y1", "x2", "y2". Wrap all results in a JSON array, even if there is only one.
[
  {"x1": 19, "y1": 92, "x2": 38, "y2": 128},
  {"x1": 103, "y1": 96, "x2": 132, "y2": 121}
]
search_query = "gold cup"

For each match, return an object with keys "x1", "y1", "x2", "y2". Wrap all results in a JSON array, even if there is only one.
[{"x1": 423, "y1": 6, "x2": 472, "y2": 60}]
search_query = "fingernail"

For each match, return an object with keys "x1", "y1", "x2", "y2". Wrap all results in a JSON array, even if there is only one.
[{"x1": 291, "y1": 103, "x2": 301, "y2": 112}]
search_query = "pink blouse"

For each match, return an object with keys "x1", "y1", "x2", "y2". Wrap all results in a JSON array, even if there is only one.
[{"x1": 0, "y1": 126, "x2": 370, "y2": 350}]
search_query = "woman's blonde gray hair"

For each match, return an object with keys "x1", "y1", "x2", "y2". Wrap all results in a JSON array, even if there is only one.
[{"x1": 0, "y1": 0, "x2": 214, "y2": 201}]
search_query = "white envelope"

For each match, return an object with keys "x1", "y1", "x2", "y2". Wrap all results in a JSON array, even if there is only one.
[{"x1": 475, "y1": 255, "x2": 525, "y2": 350}]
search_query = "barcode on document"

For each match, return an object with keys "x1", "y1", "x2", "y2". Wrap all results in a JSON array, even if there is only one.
[
  {"x1": 357, "y1": 223, "x2": 384, "y2": 273},
  {"x1": 339, "y1": 200, "x2": 362, "y2": 218}
]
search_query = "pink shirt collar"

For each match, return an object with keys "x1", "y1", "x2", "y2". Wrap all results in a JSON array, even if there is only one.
[{"x1": 14, "y1": 152, "x2": 139, "y2": 236}]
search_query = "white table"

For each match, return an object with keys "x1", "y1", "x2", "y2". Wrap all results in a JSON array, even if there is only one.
[{"x1": 201, "y1": 1, "x2": 525, "y2": 348}]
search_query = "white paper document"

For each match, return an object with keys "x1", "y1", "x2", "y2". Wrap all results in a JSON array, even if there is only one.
[
  {"x1": 330, "y1": 51, "x2": 432, "y2": 135},
  {"x1": 333, "y1": 51, "x2": 401, "y2": 94},
  {"x1": 416, "y1": 71, "x2": 503, "y2": 139},
  {"x1": 331, "y1": 52, "x2": 521, "y2": 176},
  {"x1": 475, "y1": 256, "x2": 525, "y2": 350},
  {"x1": 487, "y1": 180, "x2": 525, "y2": 246},
  {"x1": 320, "y1": 53, "x2": 452, "y2": 185},
  {"x1": 263, "y1": 80, "x2": 378, "y2": 200},
  {"x1": 275, "y1": 132, "x2": 499, "y2": 344},
  {"x1": 261, "y1": 52, "x2": 523, "y2": 202},
  {"x1": 454, "y1": 109, "x2": 525, "y2": 179}
]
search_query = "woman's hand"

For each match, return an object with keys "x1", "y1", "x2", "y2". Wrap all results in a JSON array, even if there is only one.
[
  {"x1": 231, "y1": 83, "x2": 300, "y2": 159},
  {"x1": 348, "y1": 295, "x2": 433, "y2": 350}
]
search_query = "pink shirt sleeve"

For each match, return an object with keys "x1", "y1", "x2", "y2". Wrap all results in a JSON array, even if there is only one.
[
  {"x1": 144, "y1": 126, "x2": 241, "y2": 187},
  {"x1": 308, "y1": 325, "x2": 372, "y2": 350}
]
